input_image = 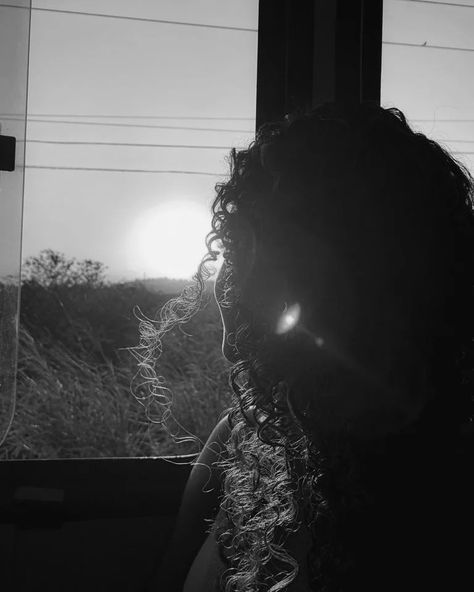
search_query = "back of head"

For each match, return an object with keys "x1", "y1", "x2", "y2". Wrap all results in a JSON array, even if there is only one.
[
  {"x1": 213, "y1": 101, "x2": 473, "y2": 443},
  {"x1": 208, "y1": 102, "x2": 474, "y2": 591}
]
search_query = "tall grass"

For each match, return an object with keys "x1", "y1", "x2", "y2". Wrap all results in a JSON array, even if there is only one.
[{"x1": 0, "y1": 280, "x2": 231, "y2": 459}]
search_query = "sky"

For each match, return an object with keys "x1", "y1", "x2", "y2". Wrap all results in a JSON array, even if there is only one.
[
  {"x1": 381, "y1": 0, "x2": 474, "y2": 173},
  {"x1": 2, "y1": 0, "x2": 474, "y2": 282},
  {"x1": 20, "y1": 0, "x2": 258, "y2": 281}
]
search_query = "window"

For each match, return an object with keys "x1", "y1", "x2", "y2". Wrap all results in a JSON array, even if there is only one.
[
  {"x1": 1, "y1": 0, "x2": 258, "y2": 459},
  {"x1": 1, "y1": 0, "x2": 388, "y2": 463}
]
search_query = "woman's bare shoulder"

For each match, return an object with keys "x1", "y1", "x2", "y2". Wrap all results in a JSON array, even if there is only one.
[
  {"x1": 149, "y1": 414, "x2": 233, "y2": 591},
  {"x1": 194, "y1": 411, "x2": 232, "y2": 472},
  {"x1": 208, "y1": 411, "x2": 233, "y2": 451}
]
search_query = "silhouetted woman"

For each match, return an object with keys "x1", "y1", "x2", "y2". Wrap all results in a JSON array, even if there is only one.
[{"x1": 146, "y1": 103, "x2": 473, "y2": 592}]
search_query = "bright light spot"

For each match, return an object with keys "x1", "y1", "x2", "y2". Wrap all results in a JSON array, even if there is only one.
[
  {"x1": 276, "y1": 302, "x2": 301, "y2": 335},
  {"x1": 315, "y1": 336, "x2": 325, "y2": 348},
  {"x1": 127, "y1": 200, "x2": 211, "y2": 279}
]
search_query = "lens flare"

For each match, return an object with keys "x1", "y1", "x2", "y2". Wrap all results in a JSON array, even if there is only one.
[
  {"x1": 315, "y1": 336, "x2": 325, "y2": 348},
  {"x1": 276, "y1": 302, "x2": 301, "y2": 335}
]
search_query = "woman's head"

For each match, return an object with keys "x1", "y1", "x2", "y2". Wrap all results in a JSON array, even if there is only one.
[
  {"x1": 130, "y1": 103, "x2": 473, "y2": 591},
  {"x1": 211, "y1": 102, "x2": 474, "y2": 441}
]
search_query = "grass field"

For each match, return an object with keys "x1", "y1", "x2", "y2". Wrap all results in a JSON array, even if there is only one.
[{"x1": 0, "y1": 277, "x2": 232, "y2": 459}]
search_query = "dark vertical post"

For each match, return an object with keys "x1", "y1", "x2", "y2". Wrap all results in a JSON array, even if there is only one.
[
  {"x1": 312, "y1": 0, "x2": 337, "y2": 106},
  {"x1": 284, "y1": 0, "x2": 315, "y2": 115},
  {"x1": 360, "y1": 0, "x2": 384, "y2": 103},
  {"x1": 256, "y1": 0, "x2": 384, "y2": 128},
  {"x1": 334, "y1": 0, "x2": 363, "y2": 103},
  {"x1": 256, "y1": 0, "x2": 314, "y2": 129},
  {"x1": 255, "y1": 0, "x2": 287, "y2": 129},
  {"x1": 334, "y1": 0, "x2": 384, "y2": 104}
]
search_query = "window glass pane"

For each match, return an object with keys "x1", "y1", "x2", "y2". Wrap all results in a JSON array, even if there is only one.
[
  {"x1": 5, "y1": 0, "x2": 258, "y2": 459},
  {"x1": 381, "y1": 0, "x2": 474, "y2": 176},
  {"x1": 0, "y1": 1, "x2": 31, "y2": 456}
]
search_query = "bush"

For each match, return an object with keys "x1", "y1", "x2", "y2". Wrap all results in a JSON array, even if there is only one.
[{"x1": 22, "y1": 249, "x2": 107, "y2": 288}]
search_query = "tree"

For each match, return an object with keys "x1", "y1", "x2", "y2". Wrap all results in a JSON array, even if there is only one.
[{"x1": 22, "y1": 249, "x2": 107, "y2": 288}]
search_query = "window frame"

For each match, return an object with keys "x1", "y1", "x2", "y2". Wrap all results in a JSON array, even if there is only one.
[
  {"x1": 0, "y1": 0, "x2": 384, "y2": 525},
  {"x1": 256, "y1": 0, "x2": 383, "y2": 128}
]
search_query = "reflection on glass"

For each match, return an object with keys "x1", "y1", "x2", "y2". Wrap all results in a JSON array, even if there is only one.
[{"x1": 0, "y1": 1, "x2": 31, "y2": 454}]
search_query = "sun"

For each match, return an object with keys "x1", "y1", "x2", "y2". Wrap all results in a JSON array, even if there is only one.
[{"x1": 127, "y1": 200, "x2": 212, "y2": 279}]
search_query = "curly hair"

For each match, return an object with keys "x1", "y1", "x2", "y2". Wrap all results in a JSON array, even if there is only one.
[{"x1": 134, "y1": 103, "x2": 474, "y2": 591}]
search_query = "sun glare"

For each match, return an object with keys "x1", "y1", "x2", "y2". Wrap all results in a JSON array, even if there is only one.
[{"x1": 127, "y1": 200, "x2": 212, "y2": 279}]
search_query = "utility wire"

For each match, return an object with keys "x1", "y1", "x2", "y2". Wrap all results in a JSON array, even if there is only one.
[
  {"x1": 383, "y1": 40, "x2": 474, "y2": 53},
  {"x1": 0, "y1": 4, "x2": 257, "y2": 32},
  {"x1": 25, "y1": 165, "x2": 225, "y2": 175},
  {"x1": 394, "y1": 0, "x2": 474, "y2": 9},
  {"x1": 410, "y1": 119, "x2": 474, "y2": 123},
  {"x1": 24, "y1": 139, "x2": 236, "y2": 149},
  {"x1": 0, "y1": 113, "x2": 255, "y2": 121},
  {"x1": 0, "y1": 116, "x2": 253, "y2": 133},
  {"x1": 24, "y1": 113, "x2": 255, "y2": 121},
  {"x1": 19, "y1": 138, "x2": 474, "y2": 149},
  {"x1": 13, "y1": 113, "x2": 474, "y2": 123}
]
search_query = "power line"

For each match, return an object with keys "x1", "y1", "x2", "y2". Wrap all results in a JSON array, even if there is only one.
[
  {"x1": 30, "y1": 113, "x2": 255, "y2": 121},
  {"x1": 1, "y1": 116, "x2": 253, "y2": 133},
  {"x1": 383, "y1": 40, "x2": 474, "y2": 53},
  {"x1": 410, "y1": 119, "x2": 474, "y2": 123},
  {"x1": 25, "y1": 165, "x2": 225, "y2": 175},
  {"x1": 21, "y1": 137, "x2": 474, "y2": 150},
  {"x1": 0, "y1": 4, "x2": 257, "y2": 32},
  {"x1": 24, "y1": 139, "x2": 236, "y2": 149},
  {"x1": 0, "y1": 113, "x2": 256, "y2": 121},
  {"x1": 394, "y1": 0, "x2": 474, "y2": 9}
]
